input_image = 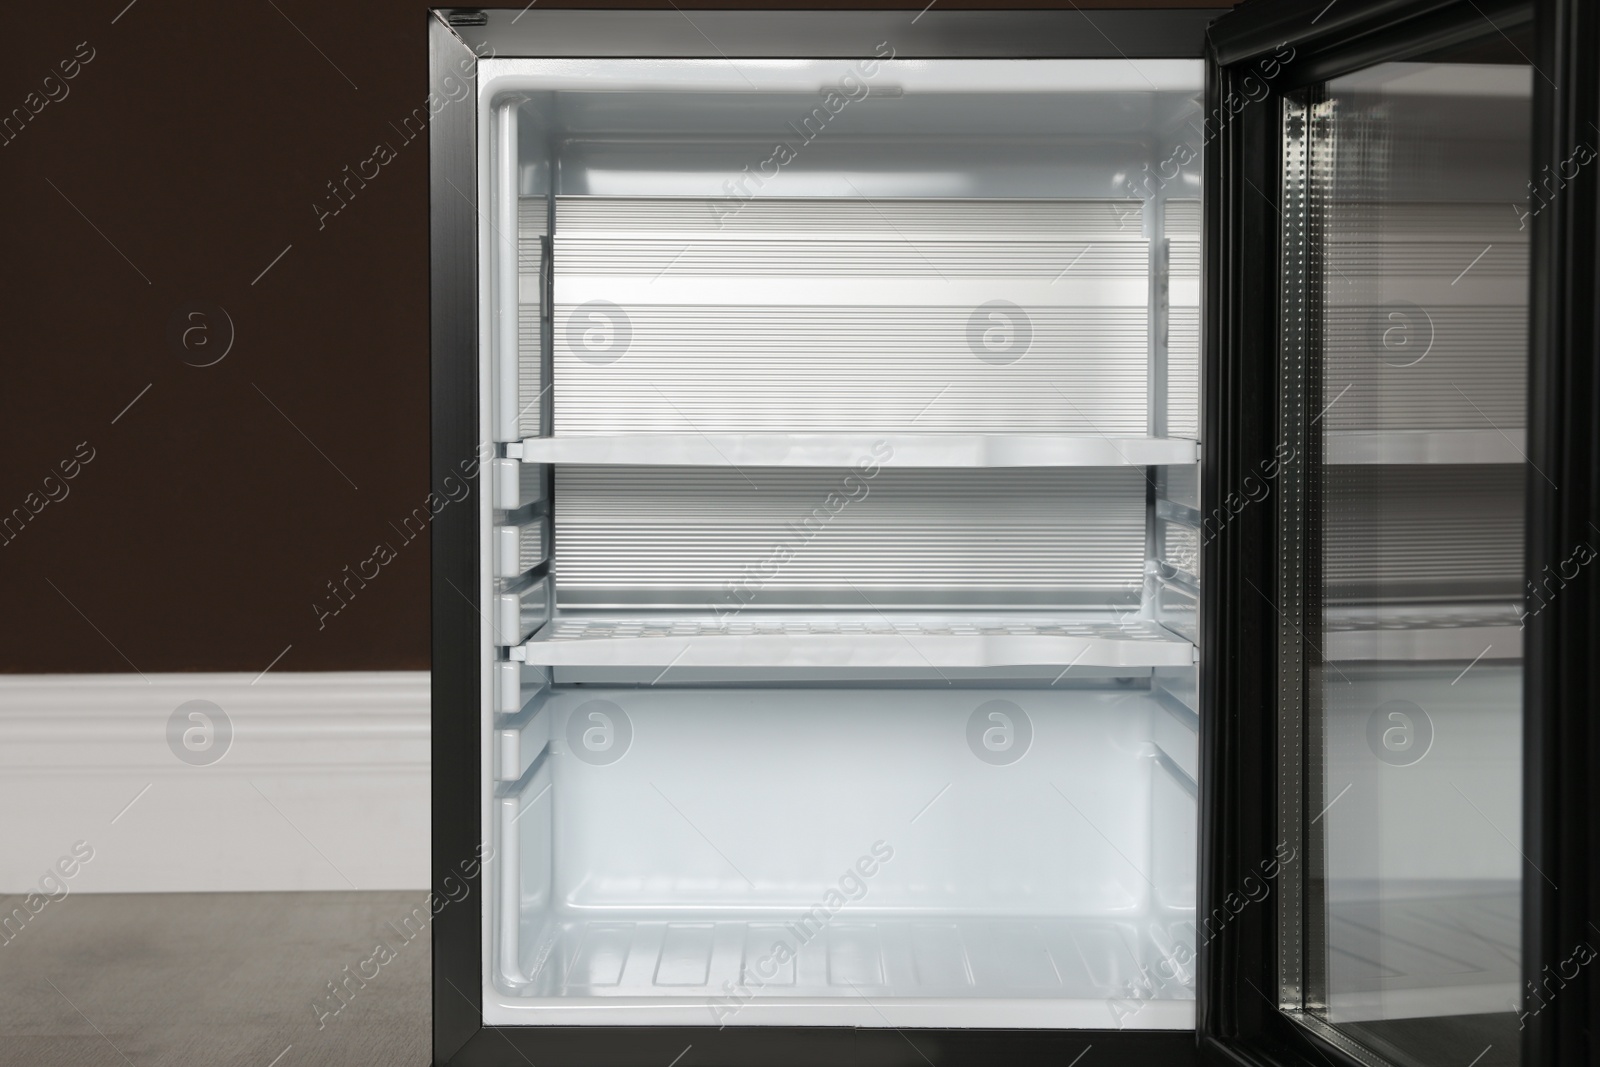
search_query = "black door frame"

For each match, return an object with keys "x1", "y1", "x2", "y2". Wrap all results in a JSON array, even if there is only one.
[
  {"x1": 1201, "y1": 1, "x2": 1599, "y2": 1065},
  {"x1": 1524, "y1": 1, "x2": 1600, "y2": 1065}
]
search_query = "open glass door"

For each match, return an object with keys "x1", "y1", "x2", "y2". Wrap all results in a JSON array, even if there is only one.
[
  {"x1": 1286, "y1": 42, "x2": 1532, "y2": 1067},
  {"x1": 1198, "y1": 2, "x2": 1565, "y2": 1066}
]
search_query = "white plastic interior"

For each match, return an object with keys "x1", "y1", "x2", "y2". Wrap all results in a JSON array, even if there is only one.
[
  {"x1": 476, "y1": 57, "x2": 1205, "y2": 1029},
  {"x1": 490, "y1": 685, "x2": 1197, "y2": 1028}
]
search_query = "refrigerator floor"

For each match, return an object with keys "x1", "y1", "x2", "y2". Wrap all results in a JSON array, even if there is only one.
[
  {"x1": 491, "y1": 911, "x2": 1195, "y2": 1028},
  {"x1": 1325, "y1": 887, "x2": 1520, "y2": 1023}
]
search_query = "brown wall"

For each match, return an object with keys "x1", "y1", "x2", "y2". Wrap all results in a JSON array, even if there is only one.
[{"x1": 0, "y1": 0, "x2": 1229, "y2": 675}]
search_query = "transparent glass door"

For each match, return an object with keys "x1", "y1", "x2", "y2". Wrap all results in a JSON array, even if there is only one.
[{"x1": 1277, "y1": 23, "x2": 1532, "y2": 1067}]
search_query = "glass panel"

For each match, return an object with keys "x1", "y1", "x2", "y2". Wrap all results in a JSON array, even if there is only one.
[{"x1": 1298, "y1": 32, "x2": 1531, "y2": 1067}]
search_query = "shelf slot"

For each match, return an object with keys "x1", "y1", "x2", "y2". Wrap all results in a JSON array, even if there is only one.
[
  {"x1": 494, "y1": 577, "x2": 551, "y2": 647},
  {"x1": 496, "y1": 691, "x2": 552, "y2": 782}
]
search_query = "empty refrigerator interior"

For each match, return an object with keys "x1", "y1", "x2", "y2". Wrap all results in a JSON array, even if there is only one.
[{"x1": 477, "y1": 58, "x2": 1204, "y2": 1028}]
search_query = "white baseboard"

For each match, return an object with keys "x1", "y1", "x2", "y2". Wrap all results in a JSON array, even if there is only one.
[{"x1": 0, "y1": 671, "x2": 429, "y2": 893}]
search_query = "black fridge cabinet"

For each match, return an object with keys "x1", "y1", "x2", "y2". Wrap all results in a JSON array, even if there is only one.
[{"x1": 429, "y1": 3, "x2": 1600, "y2": 1065}]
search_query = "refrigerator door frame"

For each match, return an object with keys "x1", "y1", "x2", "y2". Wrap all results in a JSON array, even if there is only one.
[
  {"x1": 429, "y1": 7, "x2": 1227, "y2": 1066},
  {"x1": 1523, "y1": 1, "x2": 1600, "y2": 1065},
  {"x1": 431, "y1": 12, "x2": 488, "y2": 1065},
  {"x1": 1199, "y1": 1, "x2": 1600, "y2": 1066}
]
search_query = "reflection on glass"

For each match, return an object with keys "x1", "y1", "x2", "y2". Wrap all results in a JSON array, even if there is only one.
[{"x1": 1314, "y1": 56, "x2": 1529, "y2": 1067}]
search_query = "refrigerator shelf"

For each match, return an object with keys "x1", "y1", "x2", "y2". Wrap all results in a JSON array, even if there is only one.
[
  {"x1": 511, "y1": 433, "x2": 1199, "y2": 468},
  {"x1": 1324, "y1": 429, "x2": 1525, "y2": 464},
  {"x1": 1324, "y1": 603, "x2": 1523, "y2": 662},
  {"x1": 510, "y1": 613, "x2": 1194, "y2": 668}
]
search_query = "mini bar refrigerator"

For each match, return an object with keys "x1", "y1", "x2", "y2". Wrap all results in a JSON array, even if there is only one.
[{"x1": 429, "y1": 4, "x2": 1600, "y2": 1066}]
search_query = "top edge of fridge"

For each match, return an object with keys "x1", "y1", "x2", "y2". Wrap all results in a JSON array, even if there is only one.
[
  {"x1": 477, "y1": 58, "x2": 1205, "y2": 101},
  {"x1": 448, "y1": 8, "x2": 1222, "y2": 61}
]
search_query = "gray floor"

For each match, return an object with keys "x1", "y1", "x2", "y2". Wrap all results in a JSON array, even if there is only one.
[{"x1": 0, "y1": 893, "x2": 429, "y2": 1067}]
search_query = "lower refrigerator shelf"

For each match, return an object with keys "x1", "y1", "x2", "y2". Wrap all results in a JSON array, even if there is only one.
[
  {"x1": 492, "y1": 913, "x2": 1195, "y2": 1029},
  {"x1": 512, "y1": 613, "x2": 1195, "y2": 669}
]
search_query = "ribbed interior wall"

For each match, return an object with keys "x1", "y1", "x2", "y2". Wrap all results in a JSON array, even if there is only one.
[
  {"x1": 1166, "y1": 199, "x2": 1200, "y2": 439},
  {"x1": 554, "y1": 466, "x2": 1147, "y2": 609},
  {"x1": 517, "y1": 311, "x2": 541, "y2": 437},
  {"x1": 1323, "y1": 201, "x2": 1526, "y2": 432},
  {"x1": 1324, "y1": 465, "x2": 1523, "y2": 600},
  {"x1": 556, "y1": 196, "x2": 1153, "y2": 236},
  {"x1": 1168, "y1": 307, "x2": 1200, "y2": 439},
  {"x1": 1322, "y1": 305, "x2": 1526, "y2": 430},
  {"x1": 518, "y1": 198, "x2": 547, "y2": 438},
  {"x1": 550, "y1": 197, "x2": 1151, "y2": 435}
]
